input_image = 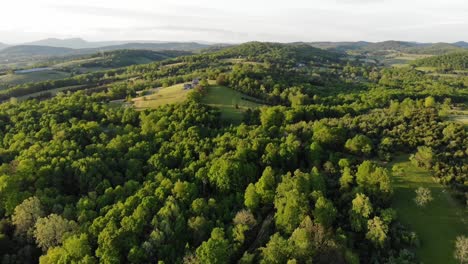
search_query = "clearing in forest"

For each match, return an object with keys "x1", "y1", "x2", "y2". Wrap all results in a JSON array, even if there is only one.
[
  {"x1": 387, "y1": 155, "x2": 468, "y2": 264},
  {"x1": 132, "y1": 84, "x2": 265, "y2": 122},
  {"x1": 132, "y1": 83, "x2": 191, "y2": 110},
  {"x1": 200, "y1": 85, "x2": 265, "y2": 122}
]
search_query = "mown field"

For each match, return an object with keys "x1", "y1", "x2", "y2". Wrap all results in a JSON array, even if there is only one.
[
  {"x1": 200, "y1": 85, "x2": 265, "y2": 122},
  {"x1": 131, "y1": 83, "x2": 265, "y2": 122},
  {"x1": 132, "y1": 83, "x2": 192, "y2": 110},
  {"x1": 386, "y1": 155, "x2": 468, "y2": 264}
]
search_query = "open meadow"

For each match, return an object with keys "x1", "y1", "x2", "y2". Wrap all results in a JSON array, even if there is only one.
[{"x1": 386, "y1": 155, "x2": 468, "y2": 264}]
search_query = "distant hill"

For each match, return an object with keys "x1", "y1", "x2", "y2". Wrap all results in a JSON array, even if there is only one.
[
  {"x1": 92, "y1": 42, "x2": 210, "y2": 52},
  {"x1": 0, "y1": 42, "x2": 212, "y2": 68},
  {"x1": 24, "y1": 38, "x2": 212, "y2": 50},
  {"x1": 362, "y1": 41, "x2": 422, "y2": 52},
  {"x1": 411, "y1": 51, "x2": 468, "y2": 70},
  {"x1": 312, "y1": 40, "x2": 467, "y2": 55},
  {"x1": 0, "y1": 43, "x2": 9, "y2": 50},
  {"x1": 0, "y1": 45, "x2": 74, "y2": 57},
  {"x1": 308, "y1": 41, "x2": 371, "y2": 51},
  {"x1": 406, "y1": 43, "x2": 465, "y2": 55},
  {"x1": 57, "y1": 49, "x2": 191, "y2": 69},
  {"x1": 25, "y1": 38, "x2": 95, "y2": 49},
  {"x1": 215, "y1": 42, "x2": 342, "y2": 63},
  {"x1": 453, "y1": 41, "x2": 468, "y2": 48}
]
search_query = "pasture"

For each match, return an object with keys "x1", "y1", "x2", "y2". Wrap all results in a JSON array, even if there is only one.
[
  {"x1": 132, "y1": 83, "x2": 191, "y2": 110},
  {"x1": 386, "y1": 155, "x2": 467, "y2": 264},
  {"x1": 200, "y1": 85, "x2": 265, "y2": 122},
  {"x1": 131, "y1": 84, "x2": 265, "y2": 122}
]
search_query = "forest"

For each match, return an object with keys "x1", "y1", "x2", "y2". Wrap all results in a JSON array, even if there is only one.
[{"x1": 0, "y1": 42, "x2": 466, "y2": 264}]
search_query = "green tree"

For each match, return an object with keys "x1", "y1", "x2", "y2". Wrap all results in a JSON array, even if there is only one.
[
  {"x1": 255, "y1": 166, "x2": 276, "y2": 205},
  {"x1": 356, "y1": 161, "x2": 392, "y2": 201},
  {"x1": 195, "y1": 228, "x2": 230, "y2": 264},
  {"x1": 39, "y1": 234, "x2": 97, "y2": 264},
  {"x1": 345, "y1": 134, "x2": 373, "y2": 156},
  {"x1": 339, "y1": 167, "x2": 354, "y2": 190},
  {"x1": 313, "y1": 196, "x2": 336, "y2": 227},
  {"x1": 260, "y1": 107, "x2": 285, "y2": 128},
  {"x1": 260, "y1": 233, "x2": 290, "y2": 264},
  {"x1": 349, "y1": 193, "x2": 373, "y2": 232},
  {"x1": 366, "y1": 217, "x2": 388, "y2": 247},
  {"x1": 411, "y1": 146, "x2": 433, "y2": 169},
  {"x1": 244, "y1": 183, "x2": 260, "y2": 210},
  {"x1": 424, "y1": 96, "x2": 436, "y2": 108}
]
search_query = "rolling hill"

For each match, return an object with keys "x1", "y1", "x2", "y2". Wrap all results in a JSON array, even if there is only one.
[
  {"x1": 25, "y1": 38, "x2": 96, "y2": 49},
  {"x1": 0, "y1": 45, "x2": 75, "y2": 57},
  {"x1": 453, "y1": 41, "x2": 468, "y2": 48},
  {"x1": 307, "y1": 41, "x2": 467, "y2": 55},
  {"x1": 0, "y1": 42, "x2": 8, "y2": 50},
  {"x1": 55, "y1": 49, "x2": 191, "y2": 69},
  {"x1": 411, "y1": 51, "x2": 468, "y2": 70},
  {"x1": 0, "y1": 42, "x2": 211, "y2": 69}
]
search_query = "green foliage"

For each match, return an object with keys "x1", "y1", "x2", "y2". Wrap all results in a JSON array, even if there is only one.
[
  {"x1": 345, "y1": 134, "x2": 373, "y2": 155},
  {"x1": 366, "y1": 217, "x2": 388, "y2": 247},
  {"x1": 244, "y1": 184, "x2": 260, "y2": 210},
  {"x1": 260, "y1": 233, "x2": 290, "y2": 264},
  {"x1": 411, "y1": 51, "x2": 468, "y2": 70},
  {"x1": 39, "y1": 234, "x2": 97, "y2": 264},
  {"x1": 195, "y1": 228, "x2": 230, "y2": 264},
  {"x1": 349, "y1": 193, "x2": 373, "y2": 232},
  {"x1": 313, "y1": 196, "x2": 337, "y2": 227},
  {"x1": 356, "y1": 161, "x2": 393, "y2": 202},
  {"x1": 339, "y1": 167, "x2": 354, "y2": 190}
]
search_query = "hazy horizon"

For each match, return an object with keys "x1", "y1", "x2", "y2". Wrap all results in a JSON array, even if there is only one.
[{"x1": 1, "y1": 0, "x2": 467, "y2": 44}]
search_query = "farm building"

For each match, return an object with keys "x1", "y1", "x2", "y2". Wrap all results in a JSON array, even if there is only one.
[{"x1": 182, "y1": 78, "x2": 201, "y2": 90}]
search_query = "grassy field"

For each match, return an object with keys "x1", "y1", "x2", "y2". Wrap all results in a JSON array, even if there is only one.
[
  {"x1": 386, "y1": 155, "x2": 467, "y2": 264},
  {"x1": 446, "y1": 106, "x2": 468, "y2": 128},
  {"x1": 200, "y1": 85, "x2": 265, "y2": 122},
  {"x1": 384, "y1": 53, "x2": 432, "y2": 66},
  {"x1": 132, "y1": 83, "x2": 191, "y2": 110},
  {"x1": 131, "y1": 84, "x2": 265, "y2": 121},
  {"x1": 0, "y1": 70, "x2": 70, "y2": 88}
]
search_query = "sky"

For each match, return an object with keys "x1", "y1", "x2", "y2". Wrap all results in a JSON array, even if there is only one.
[{"x1": 1, "y1": 0, "x2": 467, "y2": 44}]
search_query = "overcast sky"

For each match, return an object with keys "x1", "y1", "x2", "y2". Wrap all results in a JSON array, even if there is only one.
[{"x1": 1, "y1": 0, "x2": 467, "y2": 44}]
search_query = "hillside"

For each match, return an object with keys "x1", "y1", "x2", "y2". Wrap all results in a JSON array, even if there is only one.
[
  {"x1": 361, "y1": 41, "x2": 420, "y2": 52},
  {"x1": 0, "y1": 45, "x2": 74, "y2": 57},
  {"x1": 0, "y1": 42, "x2": 8, "y2": 50},
  {"x1": 216, "y1": 42, "x2": 342, "y2": 63},
  {"x1": 309, "y1": 41, "x2": 371, "y2": 51},
  {"x1": 56, "y1": 49, "x2": 190, "y2": 70},
  {"x1": 25, "y1": 38, "x2": 94, "y2": 49},
  {"x1": 0, "y1": 42, "x2": 212, "y2": 69},
  {"x1": 0, "y1": 41, "x2": 466, "y2": 264},
  {"x1": 453, "y1": 41, "x2": 468, "y2": 48},
  {"x1": 308, "y1": 41, "x2": 466, "y2": 56},
  {"x1": 411, "y1": 51, "x2": 468, "y2": 70},
  {"x1": 93, "y1": 42, "x2": 210, "y2": 52},
  {"x1": 406, "y1": 43, "x2": 466, "y2": 55}
]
